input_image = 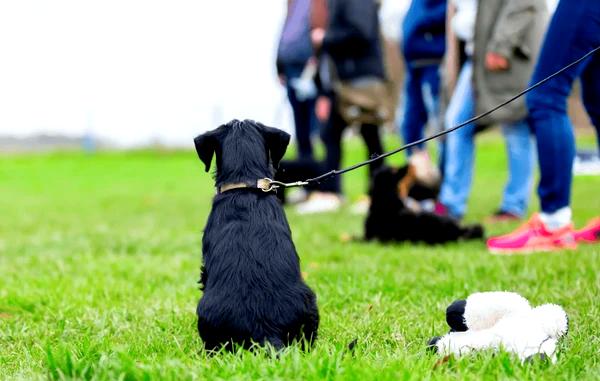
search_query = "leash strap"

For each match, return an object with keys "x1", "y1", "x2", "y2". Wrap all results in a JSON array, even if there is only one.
[{"x1": 266, "y1": 45, "x2": 600, "y2": 190}]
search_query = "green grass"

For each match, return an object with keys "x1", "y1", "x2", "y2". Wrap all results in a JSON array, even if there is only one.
[{"x1": 1, "y1": 133, "x2": 599, "y2": 380}]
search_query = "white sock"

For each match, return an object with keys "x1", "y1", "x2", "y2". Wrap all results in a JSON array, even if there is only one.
[{"x1": 540, "y1": 207, "x2": 572, "y2": 230}]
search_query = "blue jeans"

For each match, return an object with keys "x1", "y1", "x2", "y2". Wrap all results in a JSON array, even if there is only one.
[
  {"x1": 526, "y1": 0, "x2": 600, "y2": 214},
  {"x1": 440, "y1": 61, "x2": 535, "y2": 219},
  {"x1": 284, "y1": 64, "x2": 318, "y2": 160},
  {"x1": 399, "y1": 64, "x2": 441, "y2": 155}
]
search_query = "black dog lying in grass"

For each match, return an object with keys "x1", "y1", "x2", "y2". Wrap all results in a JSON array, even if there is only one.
[
  {"x1": 193, "y1": 119, "x2": 319, "y2": 351},
  {"x1": 365, "y1": 165, "x2": 484, "y2": 244}
]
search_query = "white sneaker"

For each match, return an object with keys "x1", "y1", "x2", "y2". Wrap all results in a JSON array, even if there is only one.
[
  {"x1": 573, "y1": 155, "x2": 600, "y2": 175},
  {"x1": 350, "y1": 195, "x2": 370, "y2": 215},
  {"x1": 296, "y1": 192, "x2": 343, "y2": 214},
  {"x1": 286, "y1": 188, "x2": 309, "y2": 204}
]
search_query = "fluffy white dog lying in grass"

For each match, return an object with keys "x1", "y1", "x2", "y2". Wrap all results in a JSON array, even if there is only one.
[{"x1": 429, "y1": 292, "x2": 568, "y2": 363}]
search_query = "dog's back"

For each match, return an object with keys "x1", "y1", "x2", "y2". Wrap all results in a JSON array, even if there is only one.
[
  {"x1": 194, "y1": 120, "x2": 319, "y2": 351},
  {"x1": 198, "y1": 191, "x2": 318, "y2": 350}
]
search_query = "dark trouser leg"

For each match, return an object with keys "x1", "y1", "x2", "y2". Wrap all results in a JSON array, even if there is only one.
[
  {"x1": 286, "y1": 79, "x2": 315, "y2": 160},
  {"x1": 319, "y1": 101, "x2": 346, "y2": 194},
  {"x1": 295, "y1": 97, "x2": 316, "y2": 160},
  {"x1": 525, "y1": 0, "x2": 600, "y2": 213},
  {"x1": 360, "y1": 123, "x2": 385, "y2": 178},
  {"x1": 580, "y1": 53, "x2": 600, "y2": 155}
]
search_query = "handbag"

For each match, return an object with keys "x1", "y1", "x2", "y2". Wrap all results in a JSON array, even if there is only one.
[{"x1": 334, "y1": 37, "x2": 402, "y2": 126}]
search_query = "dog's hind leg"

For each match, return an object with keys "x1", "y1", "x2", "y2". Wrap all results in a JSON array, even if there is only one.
[{"x1": 265, "y1": 336, "x2": 285, "y2": 351}]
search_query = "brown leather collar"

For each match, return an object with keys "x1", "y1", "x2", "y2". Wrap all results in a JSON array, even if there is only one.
[{"x1": 217, "y1": 178, "x2": 274, "y2": 194}]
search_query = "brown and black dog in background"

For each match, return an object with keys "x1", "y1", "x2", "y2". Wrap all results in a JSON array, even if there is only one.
[{"x1": 365, "y1": 163, "x2": 484, "y2": 244}]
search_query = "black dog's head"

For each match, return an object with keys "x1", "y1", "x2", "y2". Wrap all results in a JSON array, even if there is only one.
[
  {"x1": 369, "y1": 165, "x2": 440, "y2": 210},
  {"x1": 369, "y1": 166, "x2": 408, "y2": 210},
  {"x1": 194, "y1": 119, "x2": 290, "y2": 186}
]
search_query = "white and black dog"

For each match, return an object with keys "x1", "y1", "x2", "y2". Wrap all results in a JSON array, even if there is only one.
[{"x1": 193, "y1": 119, "x2": 319, "y2": 351}]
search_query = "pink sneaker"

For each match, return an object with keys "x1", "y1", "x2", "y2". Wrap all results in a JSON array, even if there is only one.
[
  {"x1": 487, "y1": 214, "x2": 577, "y2": 255},
  {"x1": 574, "y1": 217, "x2": 600, "y2": 243}
]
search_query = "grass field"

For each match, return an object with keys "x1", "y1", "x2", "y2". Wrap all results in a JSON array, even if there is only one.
[{"x1": 1, "y1": 133, "x2": 599, "y2": 380}]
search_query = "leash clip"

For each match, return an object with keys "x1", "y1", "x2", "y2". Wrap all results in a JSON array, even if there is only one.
[
  {"x1": 260, "y1": 178, "x2": 309, "y2": 192},
  {"x1": 259, "y1": 178, "x2": 279, "y2": 192}
]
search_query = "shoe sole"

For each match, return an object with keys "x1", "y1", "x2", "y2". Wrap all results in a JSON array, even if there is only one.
[
  {"x1": 489, "y1": 243, "x2": 577, "y2": 255},
  {"x1": 575, "y1": 238, "x2": 600, "y2": 244}
]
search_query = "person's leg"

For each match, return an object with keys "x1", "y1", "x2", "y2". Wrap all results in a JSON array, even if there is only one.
[
  {"x1": 295, "y1": 97, "x2": 344, "y2": 214},
  {"x1": 439, "y1": 61, "x2": 476, "y2": 219},
  {"x1": 437, "y1": 139, "x2": 447, "y2": 179},
  {"x1": 421, "y1": 64, "x2": 445, "y2": 174},
  {"x1": 572, "y1": 46, "x2": 600, "y2": 244},
  {"x1": 580, "y1": 53, "x2": 600, "y2": 154},
  {"x1": 319, "y1": 101, "x2": 345, "y2": 194},
  {"x1": 295, "y1": 96, "x2": 316, "y2": 160},
  {"x1": 527, "y1": 0, "x2": 600, "y2": 222},
  {"x1": 487, "y1": 0, "x2": 600, "y2": 253},
  {"x1": 421, "y1": 64, "x2": 442, "y2": 134},
  {"x1": 499, "y1": 120, "x2": 535, "y2": 217},
  {"x1": 400, "y1": 66, "x2": 428, "y2": 154},
  {"x1": 285, "y1": 65, "x2": 314, "y2": 160},
  {"x1": 360, "y1": 123, "x2": 385, "y2": 179}
]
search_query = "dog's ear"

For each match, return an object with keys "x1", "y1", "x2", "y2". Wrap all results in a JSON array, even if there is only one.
[
  {"x1": 194, "y1": 130, "x2": 219, "y2": 172},
  {"x1": 259, "y1": 124, "x2": 290, "y2": 168}
]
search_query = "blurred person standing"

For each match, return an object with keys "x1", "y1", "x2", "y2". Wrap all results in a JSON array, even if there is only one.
[
  {"x1": 399, "y1": 0, "x2": 446, "y2": 157},
  {"x1": 295, "y1": 0, "x2": 388, "y2": 214},
  {"x1": 437, "y1": 0, "x2": 548, "y2": 221},
  {"x1": 487, "y1": 0, "x2": 600, "y2": 254},
  {"x1": 277, "y1": 0, "x2": 320, "y2": 161}
]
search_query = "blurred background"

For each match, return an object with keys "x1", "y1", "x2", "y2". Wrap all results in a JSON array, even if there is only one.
[
  {"x1": 0, "y1": 0, "x2": 574, "y2": 152},
  {"x1": 0, "y1": 0, "x2": 293, "y2": 149},
  {"x1": 0, "y1": 0, "x2": 440, "y2": 151}
]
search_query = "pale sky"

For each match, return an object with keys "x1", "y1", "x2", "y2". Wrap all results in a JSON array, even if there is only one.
[{"x1": 0, "y1": 0, "x2": 290, "y2": 146}]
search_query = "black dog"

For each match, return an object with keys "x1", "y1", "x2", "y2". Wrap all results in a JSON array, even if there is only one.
[
  {"x1": 193, "y1": 119, "x2": 319, "y2": 351},
  {"x1": 365, "y1": 165, "x2": 484, "y2": 244},
  {"x1": 274, "y1": 158, "x2": 324, "y2": 204}
]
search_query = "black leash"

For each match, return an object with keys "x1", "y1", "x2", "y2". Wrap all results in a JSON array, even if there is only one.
[{"x1": 266, "y1": 46, "x2": 600, "y2": 191}]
